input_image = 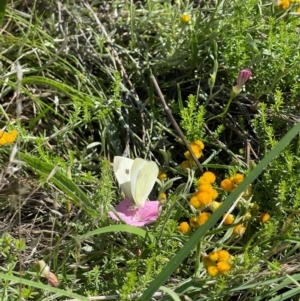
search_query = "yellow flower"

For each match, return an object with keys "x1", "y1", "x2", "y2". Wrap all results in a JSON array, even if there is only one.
[
  {"x1": 194, "y1": 191, "x2": 212, "y2": 206},
  {"x1": 223, "y1": 213, "x2": 235, "y2": 225},
  {"x1": 198, "y1": 212, "x2": 211, "y2": 225},
  {"x1": 190, "y1": 217, "x2": 199, "y2": 228},
  {"x1": 0, "y1": 130, "x2": 18, "y2": 145},
  {"x1": 159, "y1": 193, "x2": 167, "y2": 203},
  {"x1": 207, "y1": 265, "x2": 219, "y2": 277},
  {"x1": 158, "y1": 171, "x2": 168, "y2": 181},
  {"x1": 217, "y1": 250, "x2": 231, "y2": 262},
  {"x1": 220, "y1": 179, "x2": 233, "y2": 191},
  {"x1": 184, "y1": 145, "x2": 202, "y2": 159},
  {"x1": 197, "y1": 176, "x2": 211, "y2": 186},
  {"x1": 233, "y1": 224, "x2": 246, "y2": 236},
  {"x1": 180, "y1": 160, "x2": 195, "y2": 170},
  {"x1": 279, "y1": 0, "x2": 290, "y2": 9},
  {"x1": 297, "y1": 7, "x2": 300, "y2": 11},
  {"x1": 198, "y1": 184, "x2": 218, "y2": 199},
  {"x1": 231, "y1": 173, "x2": 244, "y2": 185},
  {"x1": 180, "y1": 13, "x2": 191, "y2": 23},
  {"x1": 211, "y1": 188, "x2": 218, "y2": 200},
  {"x1": 202, "y1": 255, "x2": 215, "y2": 268},
  {"x1": 260, "y1": 213, "x2": 270, "y2": 223},
  {"x1": 184, "y1": 141, "x2": 204, "y2": 159},
  {"x1": 178, "y1": 222, "x2": 191, "y2": 234},
  {"x1": 190, "y1": 196, "x2": 201, "y2": 209},
  {"x1": 208, "y1": 251, "x2": 219, "y2": 262},
  {"x1": 198, "y1": 184, "x2": 214, "y2": 193},
  {"x1": 201, "y1": 171, "x2": 216, "y2": 184},
  {"x1": 191, "y1": 140, "x2": 204, "y2": 150},
  {"x1": 216, "y1": 261, "x2": 231, "y2": 274},
  {"x1": 208, "y1": 201, "x2": 222, "y2": 212}
]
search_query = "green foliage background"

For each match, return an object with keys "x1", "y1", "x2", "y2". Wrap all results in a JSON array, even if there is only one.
[{"x1": 1, "y1": 0, "x2": 300, "y2": 300}]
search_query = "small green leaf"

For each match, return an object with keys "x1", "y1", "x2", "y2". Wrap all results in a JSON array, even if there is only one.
[{"x1": 79, "y1": 225, "x2": 155, "y2": 242}]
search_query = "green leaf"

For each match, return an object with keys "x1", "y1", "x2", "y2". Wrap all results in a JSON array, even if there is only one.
[
  {"x1": 19, "y1": 153, "x2": 98, "y2": 217},
  {"x1": 79, "y1": 224, "x2": 155, "y2": 243},
  {"x1": 139, "y1": 122, "x2": 300, "y2": 300}
]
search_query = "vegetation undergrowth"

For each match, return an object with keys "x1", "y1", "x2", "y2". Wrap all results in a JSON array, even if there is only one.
[{"x1": 1, "y1": 0, "x2": 300, "y2": 300}]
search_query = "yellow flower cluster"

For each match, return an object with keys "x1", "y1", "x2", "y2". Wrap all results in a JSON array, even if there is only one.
[
  {"x1": 189, "y1": 171, "x2": 218, "y2": 209},
  {"x1": 178, "y1": 165, "x2": 270, "y2": 240},
  {"x1": 0, "y1": 129, "x2": 18, "y2": 145},
  {"x1": 181, "y1": 140, "x2": 204, "y2": 170},
  {"x1": 202, "y1": 249, "x2": 232, "y2": 277}
]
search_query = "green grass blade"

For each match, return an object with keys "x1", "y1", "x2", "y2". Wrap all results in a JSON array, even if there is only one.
[
  {"x1": 79, "y1": 225, "x2": 155, "y2": 242},
  {"x1": 0, "y1": 272, "x2": 90, "y2": 300},
  {"x1": 139, "y1": 122, "x2": 300, "y2": 300},
  {"x1": 0, "y1": 0, "x2": 7, "y2": 26},
  {"x1": 19, "y1": 153, "x2": 98, "y2": 217}
]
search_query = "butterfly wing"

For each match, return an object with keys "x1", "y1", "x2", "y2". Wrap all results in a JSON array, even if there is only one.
[
  {"x1": 131, "y1": 159, "x2": 159, "y2": 207},
  {"x1": 113, "y1": 156, "x2": 134, "y2": 201}
]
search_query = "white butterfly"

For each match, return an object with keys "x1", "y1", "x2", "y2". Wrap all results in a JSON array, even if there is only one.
[{"x1": 113, "y1": 156, "x2": 159, "y2": 207}]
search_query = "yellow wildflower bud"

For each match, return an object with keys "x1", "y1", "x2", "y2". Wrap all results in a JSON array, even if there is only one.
[
  {"x1": 201, "y1": 171, "x2": 216, "y2": 183},
  {"x1": 184, "y1": 145, "x2": 202, "y2": 159},
  {"x1": 194, "y1": 191, "x2": 212, "y2": 206},
  {"x1": 180, "y1": 13, "x2": 191, "y2": 23},
  {"x1": 220, "y1": 179, "x2": 233, "y2": 191},
  {"x1": 233, "y1": 224, "x2": 246, "y2": 236},
  {"x1": 207, "y1": 265, "x2": 219, "y2": 277},
  {"x1": 198, "y1": 212, "x2": 211, "y2": 226},
  {"x1": 279, "y1": 0, "x2": 290, "y2": 9},
  {"x1": 159, "y1": 193, "x2": 167, "y2": 203},
  {"x1": 223, "y1": 213, "x2": 235, "y2": 225},
  {"x1": 260, "y1": 213, "x2": 270, "y2": 223},
  {"x1": 216, "y1": 262, "x2": 231, "y2": 274},
  {"x1": 190, "y1": 196, "x2": 201, "y2": 209},
  {"x1": 202, "y1": 255, "x2": 214, "y2": 268},
  {"x1": 178, "y1": 222, "x2": 191, "y2": 234},
  {"x1": 158, "y1": 171, "x2": 168, "y2": 181},
  {"x1": 217, "y1": 250, "x2": 231, "y2": 262},
  {"x1": 190, "y1": 217, "x2": 199, "y2": 228},
  {"x1": 208, "y1": 251, "x2": 219, "y2": 262}
]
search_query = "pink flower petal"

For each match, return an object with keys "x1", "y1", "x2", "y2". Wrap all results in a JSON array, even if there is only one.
[{"x1": 109, "y1": 198, "x2": 160, "y2": 227}]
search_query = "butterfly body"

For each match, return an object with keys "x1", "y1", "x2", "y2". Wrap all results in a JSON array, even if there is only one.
[{"x1": 113, "y1": 156, "x2": 159, "y2": 207}]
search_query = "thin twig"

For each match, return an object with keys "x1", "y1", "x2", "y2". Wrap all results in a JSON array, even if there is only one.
[{"x1": 151, "y1": 75, "x2": 203, "y2": 173}]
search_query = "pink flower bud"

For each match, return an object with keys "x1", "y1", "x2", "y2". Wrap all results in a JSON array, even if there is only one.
[{"x1": 231, "y1": 69, "x2": 252, "y2": 97}]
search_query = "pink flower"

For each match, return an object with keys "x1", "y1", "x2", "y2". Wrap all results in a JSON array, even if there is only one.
[
  {"x1": 232, "y1": 69, "x2": 252, "y2": 96},
  {"x1": 109, "y1": 198, "x2": 160, "y2": 227}
]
